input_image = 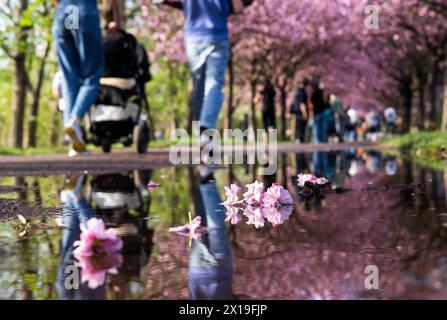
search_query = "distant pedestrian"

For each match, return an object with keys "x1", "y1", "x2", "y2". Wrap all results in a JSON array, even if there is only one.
[
  {"x1": 260, "y1": 80, "x2": 276, "y2": 131},
  {"x1": 365, "y1": 111, "x2": 381, "y2": 141},
  {"x1": 345, "y1": 106, "x2": 358, "y2": 142},
  {"x1": 53, "y1": 0, "x2": 104, "y2": 156},
  {"x1": 384, "y1": 106, "x2": 397, "y2": 134},
  {"x1": 329, "y1": 94, "x2": 346, "y2": 142},
  {"x1": 309, "y1": 81, "x2": 331, "y2": 143},
  {"x1": 291, "y1": 78, "x2": 310, "y2": 143}
]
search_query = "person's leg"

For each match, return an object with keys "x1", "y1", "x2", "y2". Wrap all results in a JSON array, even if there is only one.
[
  {"x1": 295, "y1": 116, "x2": 301, "y2": 142},
  {"x1": 65, "y1": 11, "x2": 103, "y2": 152},
  {"x1": 312, "y1": 113, "x2": 321, "y2": 143},
  {"x1": 53, "y1": 11, "x2": 80, "y2": 127},
  {"x1": 200, "y1": 40, "x2": 230, "y2": 130},
  {"x1": 71, "y1": 13, "x2": 104, "y2": 120},
  {"x1": 185, "y1": 40, "x2": 208, "y2": 127},
  {"x1": 319, "y1": 110, "x2": 330, "y2": 143}
]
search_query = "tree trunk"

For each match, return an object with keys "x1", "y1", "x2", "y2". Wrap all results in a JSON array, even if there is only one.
[
  {"x1": 11, "y1": 0, "x2": 29, "y2": 148},
  {"x1": 400, "y1": 80, "x2": 412, "y2": 133},
  {"x1": 50, "y1": 106, "x2": 60, "y2": 147},
  {"x1": 410, "y1": 68, "x2": 424, "y2": 131},
  {"x1": 227, "y1": 52, "x2": 234, "y2": 130},
  {"x1": 441, "y1": 66, "x2": 447, "y2": 130},
  {"x1": 250, "y1": 80, "x2": 257, "y2": 133},
  {"x1": 428, "y1": 59, "x2": 440, "y2": 129},
  {"x1": 279, "y1": 86, "x2": 287, "y2": 140},
  {"x1": 28, "y1": 42, "x2": 51, "y2": 147},
  {"x1": 11, "y1": 54, "x2": 28, "y2": 148},
  {"x1": 99, "y1": 0, "x2": 125, "y2": 30}
]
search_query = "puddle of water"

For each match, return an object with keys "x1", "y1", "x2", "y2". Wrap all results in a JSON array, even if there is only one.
[{"x1": 0, "y1": 149, "x2": 447, "y2": 300}]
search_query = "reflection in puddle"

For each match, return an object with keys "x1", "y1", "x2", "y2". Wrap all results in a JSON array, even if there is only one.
[{"x1": 0, "y1": 149, "x2": 447, "y2": 299}]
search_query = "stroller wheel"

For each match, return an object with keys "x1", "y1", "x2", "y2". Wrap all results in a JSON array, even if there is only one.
[
  {"x1": 134, "y1": 123, "x2": 150, "y2": 154},
  {"x1": 102, "y1": 142, "x2": 112, "y2": 153}
]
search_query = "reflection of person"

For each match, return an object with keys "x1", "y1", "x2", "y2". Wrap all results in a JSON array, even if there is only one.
[
  {"x1": 56, "y1": 176, "x2": 105, "y2": 299},
  {"x1": 53, "y1": 0, "x2": 104, "y2": 156},
  {"x1": 189, "y1": 168, "x2": 233, "y2": 300}
]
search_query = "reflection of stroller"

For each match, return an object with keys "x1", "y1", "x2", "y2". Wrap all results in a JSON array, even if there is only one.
[
  {"x1": 86, "y1": 29, "x2": 152, "y2": 153},
  {"x1": 87, "y1": 172, "x2": 154, "y2": 289}
]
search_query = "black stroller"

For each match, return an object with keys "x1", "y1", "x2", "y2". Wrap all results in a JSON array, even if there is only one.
[{"x1": 86, "y1": 29, "x2": 152, "y2": 154}]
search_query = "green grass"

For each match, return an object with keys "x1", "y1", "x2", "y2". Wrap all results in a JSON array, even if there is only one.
[
  {"x1": 383, "y1": 131, "x2": 447, "y2": 170},
  {"x1": 0, "y1": 146, "x2": 68, "y2": 156}
]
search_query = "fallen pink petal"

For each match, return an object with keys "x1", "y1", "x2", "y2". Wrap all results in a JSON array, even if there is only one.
[
  {"x1": 222, "y1": 184, "x2": 242, "y2": 206},
  {"x1": 264, "y1": 183, "x2": 293, "y2": 206},
  {"x1": 147, "y1": 180, "x2": 161, "y2": 190},
  {"x1": 169, "y1": 216, "x2": 207, "y2": 240},
  {"x1": 297, "y1": 173, "x2": 330, "y2": 187},
  {"x1": 243, "y1": 180, "x2": 265, "y2": 206}
]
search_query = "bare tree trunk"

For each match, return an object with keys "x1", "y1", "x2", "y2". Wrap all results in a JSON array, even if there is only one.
[
  {"x1": 227, "y1": 52, "x2": 234, "y2": 130},
  {"x1": 279, "y1": 86, "x2": 287, "y2": 140},
  {"x1": 428, "y1": 59, "x2": 440, "y2": 129},
  {"x1": 250, "y1": 80, "x2": 257, "y2": 133},
  {"x1": 441, "y1": 67, "x2": 447, "y2": 131},
  {"x1": 50, "y1": 106, "x2": 60, "y2": 147},
  {"x1": 400, "y1": 80, "x2": 412, "y2": 133},
  {"x1": 11, "y1": 0, "x2": 29, "y2": 148},
  {"x1": 12, "y1": 54, "x2": 28, "y2": 148},
  {"x1": 98, "y1": 0, "x2": 125, "y2": 30},
  {"x1": 28, "y1": 42, "x2": 51, "y2": 147}
]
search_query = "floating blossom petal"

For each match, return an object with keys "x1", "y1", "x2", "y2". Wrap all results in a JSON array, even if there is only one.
[
  {"x1": 264, "y1": 183, "x2": 293, "y2": 206},
  {"x1": 244, "y1": 206, "x2": 265, "y2": 228},
  {"x1": 243, "y1": 181, "x2": 265, "y2": 206},
  {"x1": 73, "y1": 218, "x2": 123, "y2": 258},
  {"x1": 75, "y1": 253, "x2": 122, "y2": 289},
  {"x1": 297, "y1": 174, "x2": 330, "y2": 187},
  {"x1": 73, "y1": 218, "x2": 123, "y2": 289},
  {"x1": 264, "y1": 205, "x2": 293, "y2": 227},
  {"x1": 147, "y1": 180, "x2": 161, "y2": 191},
  {"x1": 316, "y1": 177, "x2": 330, "y2": 185},
  {"x1": 224, "y1": 205, "x2": 241, "y2": 225},
  {"x1": 222, "y1": 184, "x2": 242, "y2": 206},
  {"x1": 169, "y1": 216, "x2": 207, "y2": 240}
]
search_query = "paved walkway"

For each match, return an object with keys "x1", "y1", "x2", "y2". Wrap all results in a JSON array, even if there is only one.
[{"x1": 0, "y1": 142, "x2": 389, "y2": 176}]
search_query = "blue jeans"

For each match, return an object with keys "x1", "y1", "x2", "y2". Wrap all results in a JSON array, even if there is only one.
[
  {"x1": 52, "y1": 0, "x2": 104, "y2": 126},
  {"x1": 312, "y1": 109, "x2": 331, "y2": 143},
  {"x1": 185, "y1": 39, "x2": 230, "y2": 129}
]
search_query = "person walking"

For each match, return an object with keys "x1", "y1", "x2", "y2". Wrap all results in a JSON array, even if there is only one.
[
  {"x1": 309, "y1": 81, "x2": 331, "y2": 143},
  {"x1": 53, "y1": 0, "x2": 104, "y2": 156},
  {"x1": 260, "y1": 79, "x2": 276, "y2": 133},
  {"x1": 291, "y1": 79, "x2": 309, "y2": 143},
  {"x1": 384, "y1": 106, "x2": 397, "y2": 134},
  {"x1": 329, "y1": 94, "x2": 346, "y2": 142},
  {"x1": 159, "y1": 0, "x2": 253, "y2": 145},
  {"x1": 345, "y1": 106, "x2": 359, "y2": 142}
]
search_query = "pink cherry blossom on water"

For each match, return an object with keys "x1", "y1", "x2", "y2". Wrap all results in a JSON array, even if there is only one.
[
  {"x1": 264, "y1": 183, "x2": 293, "y2": 206},
  {"x1": 222, "y1": 184, "x2": 242, "y2": 206},
  {"x1": 263, "y1": 205, "x2": 293, "y2": 228},
  {"x1": 224, "y1": 205, "x2": 241, "y2": 225},
  {"x1": 297, "y1": 174, "x2": 330, "y2": 187},
  {"x1": 75, "y1": 253, "x2": 123, "y2": 289},
  {"x1": 243, "y1": 181, "x2": 265, "y2": 206},
  {"x1": 244, "y1": 205, "x2": 265, "y2": 229},
  {"x1": 73, "y1": 218, "x2": 123, "y2": 289},
  {"x1": 147, "y1": 180, "x2": 161, "y2": 191},
  {"x1": 168, "y1": 216, "x2": 207, "y2": 240}
]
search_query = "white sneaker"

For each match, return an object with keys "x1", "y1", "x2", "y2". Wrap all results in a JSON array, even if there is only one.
[
  {"x1": 64, "y1": 119, "x2": 86, "y2": 152},
  {"x1": 68, "y1": 147, "x2": 91, "y2": 157}
]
